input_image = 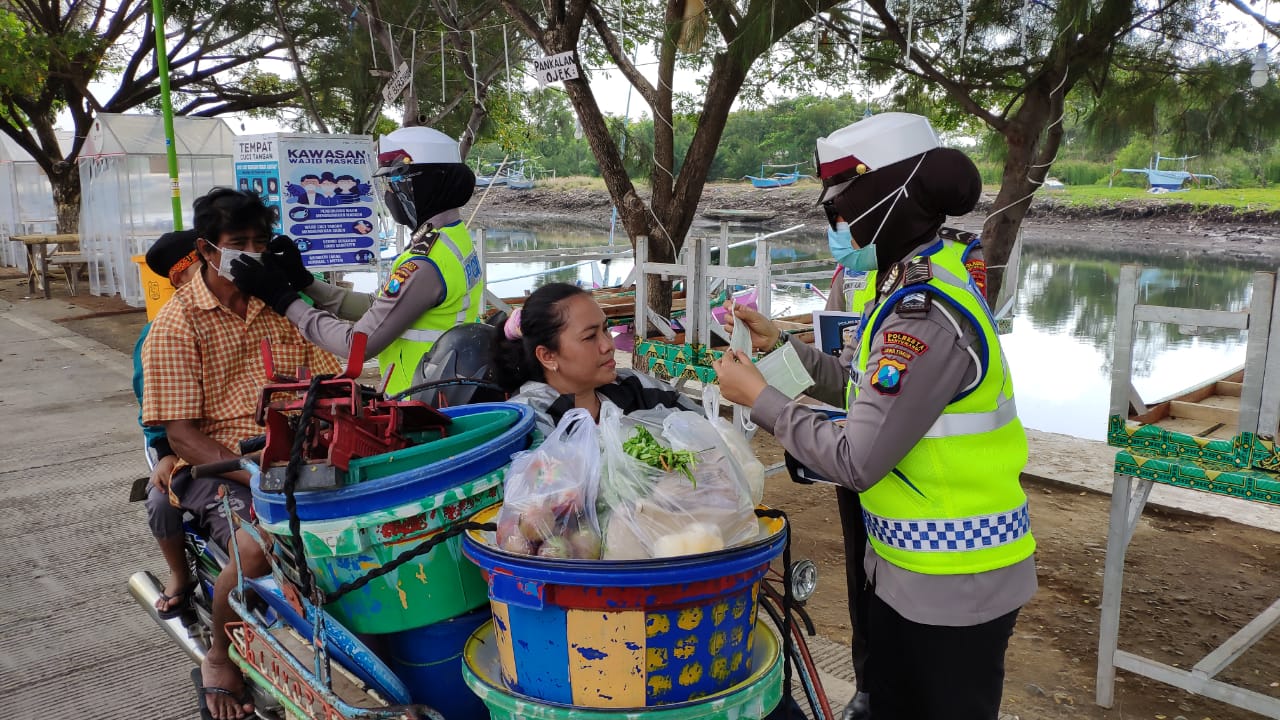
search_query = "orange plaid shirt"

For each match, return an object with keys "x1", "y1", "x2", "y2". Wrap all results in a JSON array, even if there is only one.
[{"x1": 142, "y1": 270, "x2": 341, "y2": 452}]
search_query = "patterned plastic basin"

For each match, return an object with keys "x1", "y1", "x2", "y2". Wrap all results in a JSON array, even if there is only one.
[
  {"x1": 261, "y1": 467, "x2": 505, "y2": 634},
  {"x1": 461, "y1": 619, "x2": 782, "y2": 719},
  {"x1": 461, "y1": 504, "x2": 787, "y2": 708}
]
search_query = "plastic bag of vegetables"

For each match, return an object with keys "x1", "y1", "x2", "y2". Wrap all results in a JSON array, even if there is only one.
[
  {"x1": 495, "y1": 408, "x2": 603, "y2": 559},
  {"x1": 598, "y1": 402, "x2": 759, "y2": 560}
]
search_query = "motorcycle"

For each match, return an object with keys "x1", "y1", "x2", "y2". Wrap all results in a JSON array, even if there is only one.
[
  {"x1": 129, "y1": 324, "x2": 519, "y2": 720},
  {"x1": 129, "y1": 319, "x2": 826, "y2": 720}
]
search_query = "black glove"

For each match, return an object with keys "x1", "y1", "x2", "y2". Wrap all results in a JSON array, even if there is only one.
[
  {"x1": 266, "y1": 235, "x2": 315, "y2": 291},
  {"x1": 230, "y1": 254, "x2": 299, "y2": 314}
]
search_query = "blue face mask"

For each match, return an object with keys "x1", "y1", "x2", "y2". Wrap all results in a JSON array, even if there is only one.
[
  {"x1": 827, "y1": 222, "x2": 877, "y2": 271},
  {"x1": 822, "y1": 151, "x2": 930, "y2": 273}
]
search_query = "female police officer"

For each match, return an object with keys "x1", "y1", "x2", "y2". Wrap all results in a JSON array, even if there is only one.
[
  {"x1": 231, "y1": 126, "x2": 483, "y2": 396},
  {"x1": 714, "y1": 112, "x2": 1036, "y2": 720}
]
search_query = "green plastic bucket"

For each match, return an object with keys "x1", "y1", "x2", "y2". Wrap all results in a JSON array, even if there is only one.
[
  {"x1": 461, "y1": 620, "x2": 782, "y2": 719},
  {"x1": 346, "y1": 409, "x2": 518, "y2": 483},
  {"x1": 260, "y1": 466, "x2": 505, "y2": 634}
]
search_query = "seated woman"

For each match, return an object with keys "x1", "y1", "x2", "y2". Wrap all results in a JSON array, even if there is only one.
[{"x1": 490, "y1": 282, "x2": 698, "y2": 434}]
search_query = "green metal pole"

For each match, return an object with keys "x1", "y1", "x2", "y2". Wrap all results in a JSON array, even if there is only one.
[{"x1": 152, "y1": 0, "x2": 183, "y2": 230}]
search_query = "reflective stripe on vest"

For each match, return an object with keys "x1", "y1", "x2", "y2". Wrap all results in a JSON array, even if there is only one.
[
  {"x1": 400, "y1": 327, "x2": 445, "y2": 343},
  {"x1": 863, "y1": 503, "x2": 1031, "y2": 553},
  {"x1": 924, "y1": 395, "x2": 1017, "y2": 438},
  {"x1": 377, "y1": 222, "x2": 484, "y2": 395}
]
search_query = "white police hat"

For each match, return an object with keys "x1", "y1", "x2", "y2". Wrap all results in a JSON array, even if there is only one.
[
  {"x1": 815, "y1": 112, "x2": 940, "y2": 204},
  {"x1": 375, "y1": 126, "x2": 461, "y2": 175}
]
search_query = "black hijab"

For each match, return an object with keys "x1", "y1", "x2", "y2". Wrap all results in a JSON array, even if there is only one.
[{"x1": 829, "y1": 147, "x2": 982, "y2": 273}]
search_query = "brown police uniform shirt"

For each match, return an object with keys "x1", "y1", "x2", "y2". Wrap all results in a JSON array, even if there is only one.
[
  {"x1": 751, "y1": 241, "x2": 1036, "y2": 626},
  {"x1": 284, "y1": 212, "x2": 462, "y2": 361}
]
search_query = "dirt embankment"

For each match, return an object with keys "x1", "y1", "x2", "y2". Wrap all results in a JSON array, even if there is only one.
[{"x1": 469, "y1": 183, "x2": 1280, "y2": 264}]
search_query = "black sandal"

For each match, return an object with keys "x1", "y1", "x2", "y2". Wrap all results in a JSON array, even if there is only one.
[
  {"x1": 191, "y1": 668, "x2": 254, "y2": 720},
  {"x1": 156, "y1": 581, "x2": 197, "y2": 620}
]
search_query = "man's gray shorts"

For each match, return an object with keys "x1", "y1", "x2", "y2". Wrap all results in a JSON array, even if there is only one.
[{"x1": 169, "y1": 467, "x2": 252, "y2": 550}]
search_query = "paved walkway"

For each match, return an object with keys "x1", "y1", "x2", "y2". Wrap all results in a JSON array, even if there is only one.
[{"x1": 0, "y1": 298, "x2": 198, "y2": 719}]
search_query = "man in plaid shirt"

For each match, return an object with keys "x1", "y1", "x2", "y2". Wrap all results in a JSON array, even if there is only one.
[{"x1": 143, "y1": 188, "x2": 339, "y2": 719}]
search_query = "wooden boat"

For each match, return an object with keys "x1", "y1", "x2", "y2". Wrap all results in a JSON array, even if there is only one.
[
  {"x1": 476, "y1": 158, "x2": 535, "y2": 189},
  {"x1": 1128, "y1": 367, "x2": 1244, "y2": 440},
  {"x1": 744, "y1": 162, "x2": 806, "y2": 189}
]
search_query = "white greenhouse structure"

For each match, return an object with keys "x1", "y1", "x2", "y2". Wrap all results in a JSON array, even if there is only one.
[
  {"x1": 78, "y1": 113, "x2": 235, "y2": 306},
  {"x1": 0, "y1": 132, "x2": 70, "y2": 271}
]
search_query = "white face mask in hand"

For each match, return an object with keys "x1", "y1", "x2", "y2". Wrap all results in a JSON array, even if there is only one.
[{"x1": 213, "y1": 246, "x2": 263, "y2": 281}]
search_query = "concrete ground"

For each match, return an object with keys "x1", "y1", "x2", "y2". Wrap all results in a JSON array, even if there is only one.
[
  {"x1": 0, "y1": 287, "x2": 1273, "y2": 720},
  {"x1": 0, "y1": 296, "x2": 198, "y2": 719}
]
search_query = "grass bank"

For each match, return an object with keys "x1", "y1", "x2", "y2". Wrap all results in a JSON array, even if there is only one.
[{"x1": 1033, "y1": 185, "x2": 1280, "y2": 212}]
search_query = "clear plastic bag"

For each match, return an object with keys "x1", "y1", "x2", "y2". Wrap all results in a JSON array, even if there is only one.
[
  {"x1": 702, "y1": 386, "x2": 766, "y2": 505},
  {"x1": 599, "y1": 403, "x2": 759, "y2": 560},
  {"x1": 495, "y1": 408, "x2": 603, "y2": 559}
]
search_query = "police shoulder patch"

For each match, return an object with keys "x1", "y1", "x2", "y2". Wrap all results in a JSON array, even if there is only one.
[
  {"x1": 870, "y1": 356, "x2": 907, "y2": 395},
  {"x1": 381, "y1": 260, "x2": 422, "y2": 297},
  {"x1": 965, "y1": 257, "x2": 988, "y2": 297},
  {"x1": 882, "y1": 330, "x2": 929, "y2": 361},
  {"x1": 895, "y1": 291, "x2": 932, "y2": 317}
]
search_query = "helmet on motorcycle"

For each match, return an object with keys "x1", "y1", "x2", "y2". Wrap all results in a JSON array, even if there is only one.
[
  {"x1": 375, "y1": 127, "x2": 476, "y2": 231},
  {"x1": 408, "y1": 322, "x2": 507, "y2": 407}
]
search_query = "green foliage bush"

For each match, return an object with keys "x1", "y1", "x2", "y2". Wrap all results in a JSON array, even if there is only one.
[
  {"x1": 974, "y1": 161, "x2": 1002, "y2": 185},
  {"x1": 1047, "y1": 160, "x2": 1110, "y2": 186}
]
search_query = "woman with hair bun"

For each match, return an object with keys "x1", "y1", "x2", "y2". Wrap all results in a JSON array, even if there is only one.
[{"x1": 491, "y1": 282, "x2": 698, "y2": 435}]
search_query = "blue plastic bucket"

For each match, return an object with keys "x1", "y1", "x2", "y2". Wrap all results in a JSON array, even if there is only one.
[
  {"x1": 252, "y1": 403, "x2": 535, "y2": 524},
  {"x1": 462, "y1": 505, "x2": 787, "y2": 708},
  {"x1": 461, "y1": 620, "x2": 783, "y2": 719},
  {"x1": 251, "y1": 402, "x2": 534, "y2": 634},
  {"x1": 382, "y1": 607, "x2": 491, "y2": 718}
]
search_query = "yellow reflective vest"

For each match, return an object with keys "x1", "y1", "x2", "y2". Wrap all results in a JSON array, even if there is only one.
[
  {"x1": 377, "y1": 222, "x2": 484, "y2": 395},
  {"x1": 848, "y1": 239, "x2": 1034, "y2": 575}
]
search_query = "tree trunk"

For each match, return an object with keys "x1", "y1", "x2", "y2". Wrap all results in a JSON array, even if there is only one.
[
  {"x1": 982, "y1": 131, "x2": 1053, "y2": 304},
  {"x1": 50, "y1": 163, "x2": 81, "y2": 234},
  {"x1": 981, "y1": 79, "x2": 1061, "y2": 305}
]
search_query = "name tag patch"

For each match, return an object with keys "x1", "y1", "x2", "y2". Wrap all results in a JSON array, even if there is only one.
[{"x1": 463, "y1": 252, "x2": 482, "y2": 288}]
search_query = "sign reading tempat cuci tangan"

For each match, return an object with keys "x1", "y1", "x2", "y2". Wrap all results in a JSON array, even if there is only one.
[
  {"x1": 533, "y1": 51, "x2": 580, "y2": 87},
  {"x1": 233, "y1": 133, "x2": 378, "y2": 269}
]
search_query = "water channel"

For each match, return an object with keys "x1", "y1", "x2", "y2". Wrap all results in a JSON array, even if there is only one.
[{"x1": 351, "y1": 223, "x2": 1259, "y2": 441}]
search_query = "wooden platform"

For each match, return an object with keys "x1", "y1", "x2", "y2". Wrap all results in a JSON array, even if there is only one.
[{"x1": 1098, "y1": 264, "x2": 1280, "y2": 719}]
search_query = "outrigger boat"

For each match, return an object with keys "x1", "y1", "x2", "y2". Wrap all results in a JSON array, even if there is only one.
[
  {"x1": 475, "y1": 158, "x2": 536, "y2": 189},
  {"x1": 1119, "y1": 154, "x2": 1221, "y2": 191},
  {"x1": 744, "y1": 163, "x2": 806, "y2": 189}
]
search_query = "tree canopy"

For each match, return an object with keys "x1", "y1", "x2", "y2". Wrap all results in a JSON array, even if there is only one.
[{"x1": 1, "y1": 0, "x2": 328, "y2": 230}]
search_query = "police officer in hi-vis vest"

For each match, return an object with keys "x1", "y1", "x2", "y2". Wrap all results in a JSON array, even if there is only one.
[
  {"x1": 714, "y1": 112, "x2": 1035, "y2": 720},
  {"x1": 231, "y1": 127, "x2": 484, "y2": 396}
]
